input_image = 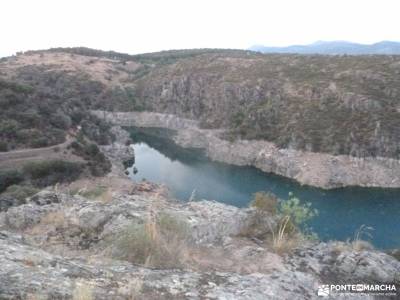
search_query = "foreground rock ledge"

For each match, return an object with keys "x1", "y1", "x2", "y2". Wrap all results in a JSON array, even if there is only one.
[
  {"x1": 0, "y1": 188, "x2": 399, "y2": 300},
  {"x1": 92, "y1": 110, "x2": 400, "y2": 189}
]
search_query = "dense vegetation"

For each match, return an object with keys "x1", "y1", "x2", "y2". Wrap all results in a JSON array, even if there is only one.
[
  {"x1": 0, "y1": 170, "x2": 23, "y2": 193},
  {"x1": 2, "y1": 48, "x2": 400, "y2": 159},
  {"x1": 0, "y1": 57, "x2": 117, "y2": 199},
  {"x1": 22, "y1": 160, "x2": 84, "y2": 187},
  {"x1": 131, "y1": 53, "x2": 400, "y2": 158},
  {"x1": 0, "y1": 67, "x2": 114, "y2": 151},
  {"x1": 0, "y1": 160, "x2": 83, "y2": 193},
  {"x1": 25, "y1": 47, "x2": 249, "y2": 66},
  {"x1": 68, "y1": 135, "x2": 111, "y2": 176}
]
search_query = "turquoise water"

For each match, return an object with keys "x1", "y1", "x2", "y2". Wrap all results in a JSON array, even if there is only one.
[{"x1": 126, "y1": 128, "x2": 400, "y2": 249}]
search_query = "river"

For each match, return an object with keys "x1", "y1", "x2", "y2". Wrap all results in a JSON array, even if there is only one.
[{"x1": 126, "y1": 127, "x2": 400, "y2": 249}]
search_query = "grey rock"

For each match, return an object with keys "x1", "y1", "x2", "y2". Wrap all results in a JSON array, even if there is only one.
[
  {"x1": 0, "y1": 195, "x2": 24, "y2": 212},
  {"x1": 0, "y1": 231, "x2": 380, "y2": 300},
  {"x1": 288, "y1": 242, "x2": 400, "y2": 284},
  {"x1": 99, "y1": 126, "x2": 135, "y2": 176},
  {"x1": 29, "y1": 190, "x2": 60, "y2": 206},
  {"x1": 0, "y1": 189, "x2": 398, "y2": 299},
  {"x1": 92, "y1": 110, "x2": 400, "y2": 189}
]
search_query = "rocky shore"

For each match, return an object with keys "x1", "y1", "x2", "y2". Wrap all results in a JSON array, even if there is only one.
[{"x1": 92, "y1": 110, "x2": 400, "y2": 189}]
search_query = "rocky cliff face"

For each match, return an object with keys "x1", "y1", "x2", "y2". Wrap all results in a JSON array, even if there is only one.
[
  {"x1": 131, "y1": 53, "x2": 400, "y2": 159},
  {"x1": 2, "y1": 49, "x2": 400, "y2": 160},
  {"x1": 93, "y1": 111, "x2": 400, "y2": 189}
]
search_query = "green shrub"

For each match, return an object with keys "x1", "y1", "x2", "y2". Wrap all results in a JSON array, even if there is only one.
[
  {"x1": 2, "y1": 82, "x2": 34, "y2": 93},
  {"x1": 242, "y1": 192, "x2": 278, "y2": 239},
  {"x1": 244, "y1": 191, "x2": 318, "y2": 254},
  {"x1": 15, "y1": 129, "x2": 41, "y2": 144},
  {"x1": 15, "y1": 84, "x2": 33, "y2": 93},
  {"x1": 23, "y1": 160, "x2": 83, "y2": 186},
  {"x1": 0, "y1": 141, "x2": 8, "y2": 152},
  {"x1": 29, "y1": 136, "x2": 50, "y2": 148},
  {"x1": 49, "y1": 112, "x2": 72, "y2": 129},
  {"x1": 85, "y1": 143, "x2": 100, "y2": 156},
  {"x1": 280, "y1": 192, "x2": 318, "y2": 227},
  {"x1": 2, "y1": 184, "x2": 39, "y2": 201},
  {"x1": 69, "y1": 140, "x2": 83, "y2": 152},
  {"x1": 70, "y1": 139, "x2": 111, "y2": 176},
  {"x1": 0, "y1": 170, "x2": 24, "y2": 193},
  {"x1": 0, "y1": 120, "x2": 19, "y2": 137}
]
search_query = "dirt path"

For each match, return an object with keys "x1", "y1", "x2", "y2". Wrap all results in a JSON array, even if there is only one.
[{"x1": 0, "y1": 136, "x2": 82, "y2": 170}]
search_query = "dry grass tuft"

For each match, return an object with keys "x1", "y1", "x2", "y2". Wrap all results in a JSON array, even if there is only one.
[
  {"x1": 40, "y1": 211, "x2": 66, "y2": 226},
  {"x1": 27, "y1": 211, "x2": 67, "y2": 235},
  {"x1": 26, "y1": 294, "x2": 48, "y2": 300},
  {"x1": 351, "y1": 225, "x2": 374, "y2": 251},
  {"x1": 267, "y1": 215, "x2": 306, "y2": 255},
  {"x1": 332, "y1": 225, "x2": 375, "y2": 253},
  {"x1": 351, "y1": 239, "x2": 374, "y2": 252},
  {"x1": 72, "y1": 279, "x2": 94, "y2": 300},
  {"x1": 72, "y1": 185, "x2": 113, "y2": 203},
  {"x1": 111, "y1": 212, "x2": 190, "y2": 269},
  {"x1": 118, "y1": 277, "x2": 143, "y2": 299},
  {"x1": 250, "y1": 192, "x2": 278, "y2": 214}
]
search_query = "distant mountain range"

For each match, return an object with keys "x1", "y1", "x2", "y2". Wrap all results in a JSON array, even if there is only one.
[{"x1": 249, "y1": 41, "x2": 400, "y2": 55}]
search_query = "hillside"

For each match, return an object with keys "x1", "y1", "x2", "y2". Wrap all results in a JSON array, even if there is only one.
[
  {"x1": 250, "y1": 41, "x2": 400, "y2": 55},
  {"x1": 1, "y1": 48, "x2": 400, "y2": 299},
  {"x1": 1, "y1": 48, "x2": 400, "y2": 160}
]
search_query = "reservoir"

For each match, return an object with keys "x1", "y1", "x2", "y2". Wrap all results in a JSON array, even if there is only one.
[{"x1": 126, "y1": 127, "x2": 400, "y2": 249}]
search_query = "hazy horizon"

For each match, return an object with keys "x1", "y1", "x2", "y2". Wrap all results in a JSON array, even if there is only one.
[
  {"x1": 3, "y1": 40, "x2": 400, "y2": 58},
  {"x1": 2, "y1": 0, "x2": 400, "y2": 57}
]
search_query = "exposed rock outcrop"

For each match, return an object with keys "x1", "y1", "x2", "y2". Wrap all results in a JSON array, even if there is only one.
[
  {"x1": 1, "y1": 188, "x2": 399, "y2": 299},
  {"x1": 99, "y1": 126, "x2": 135, "y2": 176},
  {"x1": 92, "y1": 110, "x2": 400, "y2": 189}
]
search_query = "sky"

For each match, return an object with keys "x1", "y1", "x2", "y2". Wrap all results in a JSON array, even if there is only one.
[{"x1": 1, "y1": 0, "x2": 399, "y2": 57}]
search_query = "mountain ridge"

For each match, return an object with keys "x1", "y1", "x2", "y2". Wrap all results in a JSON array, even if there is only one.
[{"x1": 250, "y1": 41, "x2": 400, "y2": 55}]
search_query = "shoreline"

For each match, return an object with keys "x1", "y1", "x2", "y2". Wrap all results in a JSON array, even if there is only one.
[{"x1": 92, "y1": 110, "x2": 400, "y2": 189}]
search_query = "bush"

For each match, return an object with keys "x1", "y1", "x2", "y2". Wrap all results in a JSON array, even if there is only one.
[
  {"x1": 15, "y1": 129, "x2": 41, "y2": 145},
  {"x1": 80, "y1": 118, "x2": 113, "y2": 146},
  {"x1": 23, "y1": 160, "x2": 83, "y2": 186},
  {"x1": 244, "y1": 191, "x2": 318, "y2": 254},
  {"x1": 280, "y1": 192, "x2": 318, "y2": 228},
  {"x1": 112, "y1": 213, "x2": 189, "y2": 268},
  {"x1": 49, "y1": 112, "x2": 72, "y2": 130},
  {"x1": 2, "y1": 184, "x2": 39, "y2": 201},
  {"x1": 250, "y1": 192, "x2": 278, "y2": 214},
  {"x1": 272, "y1": 193, "x2": 318, "y2": 253},
  {"x1": 0, "y1": 120, "x2": 19, "y2": 138},
  {"x1": 70, "y1": 139, "x2": 111, "y2": 176},
  {"x1": 87, "y1": 151, "x2": 111, "y2": 176},
  {"x1": 0, "y1": 170, "x2": 24, "y2": 193},
  {"x1": 0, "y1": 141, "x2": 8, "y2": 152},
  {"x1": 29, "y1": 136, "x2": 50, "y2": 148},
  {"x1": 85, "y1": 143, "x2": 100, "y2": 156}
]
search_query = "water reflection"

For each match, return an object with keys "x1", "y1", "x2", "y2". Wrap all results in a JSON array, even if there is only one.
[{"x1": 126, "y1": 127, "x2": 400, "y2": 249}]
